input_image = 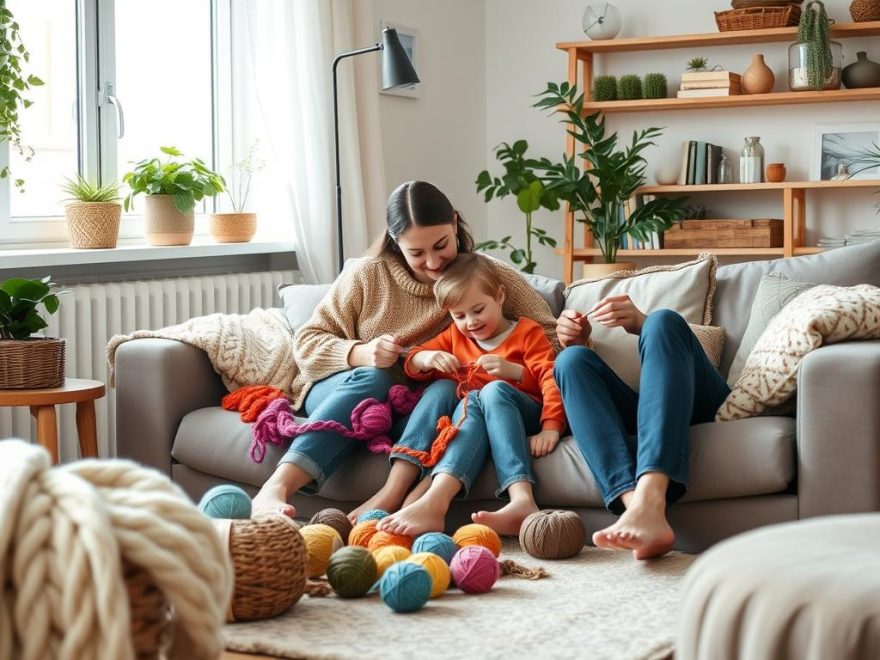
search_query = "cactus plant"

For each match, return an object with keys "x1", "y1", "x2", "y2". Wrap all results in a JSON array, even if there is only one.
[
  {"x1": 643, "y1": 73, "x2": 668, "y2": 99},
  {"x1": 591, "y1": 75, "x2": 618, "y2": 101},
  {"x1": 617, "y1": 74, "x2": 643, "y2": 100}
]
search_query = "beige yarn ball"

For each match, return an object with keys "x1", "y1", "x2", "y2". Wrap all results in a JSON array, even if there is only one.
[
  {"x1": 519, "y1": 510, "x2": 585, "y2": 559},
  {"x1": 309, "y1": 508, "x2": 353, "y2": 544}
]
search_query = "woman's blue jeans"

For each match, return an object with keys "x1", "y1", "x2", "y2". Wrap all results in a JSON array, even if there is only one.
[
  {"x1": 553, "y1": 309, "x2": 730, "y2": 514},
  {"x1": 279, "y1": 368, "x2": 459, "y2": 492}
]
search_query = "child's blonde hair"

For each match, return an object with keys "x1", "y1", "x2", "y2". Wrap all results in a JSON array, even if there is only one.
[{"x1": 433, "y1": 253, "x2": 502, "y2": 310}]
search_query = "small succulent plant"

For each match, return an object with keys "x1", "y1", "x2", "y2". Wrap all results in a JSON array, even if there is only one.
[
  {"x1": 643, "y1": 73, "x2": 668, "y2": 99},
  {"x1": 591, "y1": 75, "x2": 618, "y2": 101},
  {"x1": 686, "y1": 56, "x2": 709, "y2": 71},
  {"x1": 617, "y1": 74, "x2": 643, "y2": 100}
]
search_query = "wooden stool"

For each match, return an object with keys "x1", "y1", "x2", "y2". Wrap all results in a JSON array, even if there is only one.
[{"x1": 0, "y1": 378, "x2": 106, "y2": 463}]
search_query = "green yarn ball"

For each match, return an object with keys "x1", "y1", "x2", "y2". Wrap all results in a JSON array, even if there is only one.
[
  {"x1": 326, "y1": 546, "x2": 378, "y2": 598},
  {"x1": 643, "y1": 73, "x2": 668, "y2": 99},
  {"x1": 592, "y1": 74, "x2": 617, "y2": 101},
  {"x1": 198, "y1": 484, "x2": 252, "y2": 519},
  {"x1": 617, "y1": 74, "x2": 643, "y2": 100}
]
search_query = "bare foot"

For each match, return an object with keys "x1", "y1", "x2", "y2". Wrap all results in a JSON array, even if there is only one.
[
  {"x1": 592, "y1": 506, "x2": 674, "y2": 560},
  {"x1": 347, "y1": 486, "x2": 407, "y2": 525},
  {"x1": 376, "y1": 492, "x2": 449, "y2": 536},
  {"x1": 471, "y1": 499, "x2": 539, "y2": 536},
  {"x1": 402, "y1": 476, "x2": 431, "y2": 507},
  {"x1": 252, "y1": 482, "x2": 296, "y2": 518}
]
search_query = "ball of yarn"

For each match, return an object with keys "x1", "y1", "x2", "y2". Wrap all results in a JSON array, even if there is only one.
[
  {"x1": 411, "y1": 532, "x2": 457, "y2": 564},
  {"x1": 197, "y1": 484, "x2": 252, "y2": 519},
  {"x1": 309, "y1": 508, "x2": 353, "y2": 544},
  {"x1": 299, "y1": 523, "x2": 343, "y2": 577},
  {"x1": 405, "y1": 552, "x2": 451, "y2": 598},
  {"x1": 452, "y1": 523, "x2": 502, "y2": 557},
  {"x1": 450, "y1": 545, "x2": 500, "y2": 594},
  {"x1": 371, "y1": 545, "x2": 411, "y2": 577},
  {"x1": 348, "y1": 519, "x2": 380, "y2": 548},
  {"x1": 326, "y1": 546, "x2": 377, "y2": 598},
  {"x1": 356, "y1": 508, "x2": 389, "y2": 524},
  {"x1": 379, "y1": 562, "x2": 432, "y2": 613},
  {"x1": 519, "y1": 510, "x2": 586, "y2": 559},
  {"x1": 367, "y1": 530, "x2": 413, "y2": 553}
]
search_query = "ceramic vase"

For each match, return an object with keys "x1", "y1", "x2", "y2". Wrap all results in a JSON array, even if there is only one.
[
  {"x1": 742, "y1": 54, "x2": 775, "y2": 94},
  {"x1": 766, "y1": 163, "x2": 787, "y2": 183},
  {"x1": 842, "y1": 51, "x2": 880, "y2": 89}
]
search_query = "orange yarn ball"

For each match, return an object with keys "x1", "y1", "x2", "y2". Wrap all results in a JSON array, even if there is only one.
[
  {"x1": 371, "y1": 545, "x2": 411, "y2": 577},
  {"x1": 367, "y1": 530, "x2": 413, "y2": 553},
  {"x1": 348, "y1": 519, "x2": 380, "y2": 548},
  {"x1": 452, "y1": 523, "x2": 502, "y2": 557}
]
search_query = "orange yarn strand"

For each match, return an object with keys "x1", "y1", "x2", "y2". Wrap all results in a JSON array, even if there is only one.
[{"x1": 222, "y1": 385, "x2": 285, "y2": 422}]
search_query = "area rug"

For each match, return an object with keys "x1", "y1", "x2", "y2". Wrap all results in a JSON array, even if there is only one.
[{"x1": 224, "y1": 540, "x2": 694, "y2": 660}]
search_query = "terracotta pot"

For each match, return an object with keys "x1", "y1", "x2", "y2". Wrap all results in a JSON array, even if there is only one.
[
  {"x1": 143, "y1": 195, "x2": 194, "y2": 246},
  {"x1": 209, "y1": 212, "x2": 257, "y2": 243},
  {"x1": 742, "y1": 53, "x2": 775, "y2": 94},
  {"x1": 766, "y1": 162, "x2": 787, "y2": 182},
  {"x1": 581, "y1": 261, "x2": 637, "y2": 279}
]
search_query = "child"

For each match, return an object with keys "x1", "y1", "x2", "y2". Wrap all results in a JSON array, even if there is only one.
[{"x1": 377, "y1": 253, "x2": 565, "y2": 537}]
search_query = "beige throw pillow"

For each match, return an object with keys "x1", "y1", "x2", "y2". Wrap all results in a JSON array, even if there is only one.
[{"x1": 564, "y1": 255, "x2": 718, "y2": 390}]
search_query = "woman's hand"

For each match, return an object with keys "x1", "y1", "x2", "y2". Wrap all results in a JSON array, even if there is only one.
[
  {"x1": 411, "y1": 350, "x2": 461, "y2": 374},
  {"x1": 349, "y1": 334, "x2": 405, "y2": 368},
  {"x1": 475, "y1": 354, "x2": 524, "y2": 382},
  {"x1": 589, "y1": 295, "x2": 647, "y2": 336},
  {"x1": 556, "y1": 309, "x2": 592, "y2": 348},
  {"x1": 529, "y1": 429, "x2": 560, "y2": 458}
]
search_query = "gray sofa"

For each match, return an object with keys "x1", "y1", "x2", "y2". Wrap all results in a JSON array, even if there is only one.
[{"x1": 115, "y1": 242, "x2": 880, "y2": 552}]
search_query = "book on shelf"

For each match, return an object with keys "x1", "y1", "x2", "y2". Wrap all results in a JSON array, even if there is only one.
[
  {"x1": 680, "y1": 80, "x2": 742, "y2": 91},
  {"x1": 677, "y1": 87, "x2": 742, "y2": 98},
  {"x1": 681, "y1": 70, "x2": 741, "y2": 83},
  {"x1": 706, "y1": 144, "x2": 723, "y2": 185},
  {"x1": 686, "y1": 141, "x2": 698, "y2": 185},
  {"x1": 694, "y1": 141, "x2": 708, "y2": 185},
  {"x1": 676, "y1": 140, "x2": 691, "y2": 186}
]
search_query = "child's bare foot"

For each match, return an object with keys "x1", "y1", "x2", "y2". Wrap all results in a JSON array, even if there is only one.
[
  {"x1": 471, "y1": 499, "x2": 539, "y2": 536},
  {"x1": 592, "y1": 506, "x2": 674, "y2": 560},
  {"x1": 402, "y1": 476, "x2": 431, "y2": 507},
  {"x1": 347, "y1": 486, "x2": 407, "y2": 525},
  {"x1": 252, "y1": 482, "x2": 295, "y2": 518},
  {"x1": 377, "y1": 491, "x2": 449, "y2": 536}
]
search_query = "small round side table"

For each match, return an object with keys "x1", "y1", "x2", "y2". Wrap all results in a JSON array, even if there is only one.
[{"x1": 0, "y1": 378, "x2": 105, "y2": 464}]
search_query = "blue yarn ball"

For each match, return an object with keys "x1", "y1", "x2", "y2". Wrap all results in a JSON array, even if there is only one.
[
  {"x1": 356, "y1": 508, "x2": 389, "y2": 524},
  {"x1": 379, "y1": 562, "x2": 432, "y2": 613},
  {"x1": 198, "y1": 484, "x2": 252, "y2": 519},
  {"x1": 411, "y1": 532, "x2": 457, "y2": 564}
]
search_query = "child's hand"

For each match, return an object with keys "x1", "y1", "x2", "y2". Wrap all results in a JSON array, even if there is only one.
[
  {"x1": 413, "y1": 350, "x2": 461, "y2": 374},
  {"x1": 529, "y1": 429, "x2": 560, "y2": 458},
  {"x1": 556, "y1": 309, "x2": 592, "y2": 348},
  {"x1": 475, "y1": 354, "x2": 524, "y2": 382}
]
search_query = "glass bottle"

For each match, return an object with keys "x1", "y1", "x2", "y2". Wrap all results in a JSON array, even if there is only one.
[
  {"x1": 788, "y1": 40, "x2": 843, "y2": 91},
  {"x1": 718, "y1": 152, "x2": 734, "y2": 184},
  {"x1": 739, "y1": 137, "x2": 764, "y2": 184}
]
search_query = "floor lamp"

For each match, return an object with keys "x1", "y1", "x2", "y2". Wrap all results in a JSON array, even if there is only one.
[{"x1": 332, "y1": 27, "x2": 420, "y2": 273}]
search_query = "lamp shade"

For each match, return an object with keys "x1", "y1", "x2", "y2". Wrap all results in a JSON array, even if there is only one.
[{"x1": 381, "y1": 28, "x2": 420, "y2": 90}]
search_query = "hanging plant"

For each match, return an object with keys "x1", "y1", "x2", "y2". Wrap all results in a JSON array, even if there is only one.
[
  {"x1": 0, "y1": 0, "x2": 45, "y2": 191},
  {"x1": 796, "y1": 0, "x2": 833, "y2": 91}
]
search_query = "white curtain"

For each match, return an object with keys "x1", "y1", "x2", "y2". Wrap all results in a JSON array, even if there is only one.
[{"x1": 236, "y1": 0, "x2": 376, "y2": 283}]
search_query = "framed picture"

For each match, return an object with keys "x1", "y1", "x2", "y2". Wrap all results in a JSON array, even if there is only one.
[
  {"x1": 379, "y1": 20, "x2": 419, "y2": 98},
  {"x1": 811, "y1": 122, "x2": 880, "y2": 181}
]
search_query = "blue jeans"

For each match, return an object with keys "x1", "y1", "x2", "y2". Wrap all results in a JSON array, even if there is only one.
[
  {"x1": 553, "y1": 309, "x2": 730, "y2": 514},
  {"x1": 279, "y1": 368, "x2": 458, "y2": 491}
]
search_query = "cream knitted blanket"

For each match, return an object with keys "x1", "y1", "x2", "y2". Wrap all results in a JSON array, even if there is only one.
[{"x1": 106, "y1": 308, "x2": 298, "y2": 396}]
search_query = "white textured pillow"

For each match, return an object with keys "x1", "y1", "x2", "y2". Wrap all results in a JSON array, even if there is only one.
[
  {"x1": 563, "y1": 255, "x2": 717, "y2": 390},
  {"x1": 277, "y1": 282, "x2": 331, "y2": 333}
]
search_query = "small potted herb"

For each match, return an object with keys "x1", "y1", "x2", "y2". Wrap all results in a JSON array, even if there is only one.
[
  {"x1": 686, "y1": 57, "x2": 709, "y2": 72},
  {"x1": 60, "y1": 175, "x2": 122, "y2": 249},
  {"x1": 209, "y1": 142, "x2": 265, "y2": 243}
]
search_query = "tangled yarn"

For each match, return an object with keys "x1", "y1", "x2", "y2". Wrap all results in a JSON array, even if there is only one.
[
  {"x1": 0, "y1": 440, "x2": 233, "y2": 660},
  {"x1": 249, "y1": 384, "x2": 422, "y2": 463},
  {"x1": 222, "y1": 385, "x2": 285, "y2": 422}
]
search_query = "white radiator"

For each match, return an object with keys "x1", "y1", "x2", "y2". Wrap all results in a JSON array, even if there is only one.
[{"x1": 0, "y1": 269, "x2": 298, "y2": 461}]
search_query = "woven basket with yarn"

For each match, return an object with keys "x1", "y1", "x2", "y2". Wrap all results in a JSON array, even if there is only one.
[
  {"x1": 65, "y1": 202, "x2": 121, "y2": 248},
  {"x1": 849, "y1": 0, "x2": 880, "y2": 22},
  {"x1": 0, "y1": 337, "x2": 65, "y2": 389}
]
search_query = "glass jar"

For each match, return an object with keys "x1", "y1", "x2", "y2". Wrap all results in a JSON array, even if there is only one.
[
  {"x1": 788, "y1": 40, "x2": 843, "y2": 91},
  {"x1": 718, "y1": 152, "x2": 734, "y2": 184},
  {"x1": 740, "y1": 137, "x2": 764, "y2": 184}
]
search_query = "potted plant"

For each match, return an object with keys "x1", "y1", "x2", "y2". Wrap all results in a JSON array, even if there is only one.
[
  {"x1": 686, "y1": 57, "x2": 709, "y2": 72},
  {"x1": 209, "y1": 142, "x2": 265, "y2": 243},
  {"x1": 60, "y1": 175, "x2": 122, "y2": 249},
  {"x1": 531, "y1": 81, "x2": 686, "y2": 271},
  {"x1": 0, "y1": 276, "x2": 66, "y2": 389},
  {"x1": 475, "y1": 140, "x2": 559, "y2": 274},
  {"x1": 788, "y1": 0, "x2": 841, "y2": 91},
  {"x1": 123, "y1": 146, "x2": 225, "y2": 246}
]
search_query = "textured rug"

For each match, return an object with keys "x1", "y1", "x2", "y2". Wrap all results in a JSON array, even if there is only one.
[{"x1": 224, "y1": 540, "x2": 694, "y2": 660}]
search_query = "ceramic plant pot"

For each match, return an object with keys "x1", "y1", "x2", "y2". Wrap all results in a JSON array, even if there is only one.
[
  {"x1": 143, "y1": 194, "x2": 194, "y2": 246},
  {"x1": 766, "y1": 163, "x2": 787, "y2": 182},
  {"x1": 209, "y1": 212, "x2": 257, "y2": 243}
]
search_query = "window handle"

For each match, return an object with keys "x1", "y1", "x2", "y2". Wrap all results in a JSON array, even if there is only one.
[{"x1": 101, "y1": 82, "x2": 125, "y2": 139}]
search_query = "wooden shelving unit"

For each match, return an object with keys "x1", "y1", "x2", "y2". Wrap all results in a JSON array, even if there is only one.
[{"x1": 556, "y1": 21, "x2": 880, "y2": 282}]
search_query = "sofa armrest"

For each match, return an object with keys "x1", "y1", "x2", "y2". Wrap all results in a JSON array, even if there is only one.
[
  {"x1": 115, "y1": 338, "x2": 228, "y2": 474},
  {"x1": 797, "y1": 339, "x2": 880, "y2": 518}
]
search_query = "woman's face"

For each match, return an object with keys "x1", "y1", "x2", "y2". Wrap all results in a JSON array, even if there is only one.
[{"x1": 395, "y1": 220, "x2": 459, "y2": 283}]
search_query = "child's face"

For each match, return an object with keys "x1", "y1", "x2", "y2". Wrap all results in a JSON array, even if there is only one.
[{"x1": 447, "y1": 281, "x2": 506, "y2": 341}]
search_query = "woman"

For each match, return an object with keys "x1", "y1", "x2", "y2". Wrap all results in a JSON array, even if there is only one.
[
  {"x1": 252, "y1": 181, "x2": 557, "y2": 528},
  {"x1": 553, "y1": 297, "x2": 730, "y2": 560}
]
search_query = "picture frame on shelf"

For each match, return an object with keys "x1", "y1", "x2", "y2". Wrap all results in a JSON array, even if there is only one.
[
  {"x1": 810, "y1": 122, "x2": 880, "y2": 181},
  {"x1": 379, "y1": 21, "x2": 419, "y2": 98}
]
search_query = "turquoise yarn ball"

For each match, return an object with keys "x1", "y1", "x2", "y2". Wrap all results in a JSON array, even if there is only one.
[
  {"x1": 411, "y1": 532, "x2": 457, "y2": 564},
  {"x1": 356, "y1": 508, "x2": 389, "y2": 524},
  {"x1": 198, "y1": 484, "x2": 252, "y2": 519},
  {"x1": 379, "y1": 562, "x2": 432, "y2": 613}
]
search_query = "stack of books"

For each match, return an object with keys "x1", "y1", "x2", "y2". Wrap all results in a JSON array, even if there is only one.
[
  {"x1": 677, "y1": 71, "x2": 741, "y2": 98},
  {"x1": 677, "y1": 141, "x2": 725, "y2": 185}
]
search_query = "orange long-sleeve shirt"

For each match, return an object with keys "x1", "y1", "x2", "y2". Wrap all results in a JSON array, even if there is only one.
[{"x1": 403, "y1": 317, "x2": 566, "y2": 433}]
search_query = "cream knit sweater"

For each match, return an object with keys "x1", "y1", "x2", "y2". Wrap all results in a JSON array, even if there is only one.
[{"x1": 290, "y1": 252, "x2": 559, "y2": 411}]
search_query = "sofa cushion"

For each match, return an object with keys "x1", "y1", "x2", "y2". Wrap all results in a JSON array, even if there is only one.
[
  {"x1": 523, "y1": 272, "x2": 566, "y2": 318},
  {"x1": 277, "y1": 282, "x2": 331, "y2": 332}
]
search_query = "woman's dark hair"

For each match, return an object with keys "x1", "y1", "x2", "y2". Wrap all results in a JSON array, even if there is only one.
[{"x1": 371, "y1": 180, "x2": 474, "y2": 256}]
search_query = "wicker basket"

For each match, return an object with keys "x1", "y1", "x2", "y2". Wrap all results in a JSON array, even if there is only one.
[
  {"x1": 65, "y1": 202, "x2": 122, "y2": 249},
  {"x1": 125, "y1": 561, "x2": 170, "y2": 659},
  {"x1": 715, "y1": 5, "x2": 801, "y2": 31},
  {"x1": 732, "y1": 0, "x2": 802, "y2": 8},
  {"x1": 0, "y1": 338, "x2": 65, "y2": 389}
]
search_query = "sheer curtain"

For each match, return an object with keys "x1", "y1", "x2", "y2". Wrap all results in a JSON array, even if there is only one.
[{"x1": 236, "y1": 0, "x2": 376, "y2": 283}]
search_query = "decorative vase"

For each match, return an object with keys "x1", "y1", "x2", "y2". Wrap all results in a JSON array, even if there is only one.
[
  {"x1": 841, "y1": 51, "x2": 880, "y2": 89},
  {"x1": 766, "y1": 162, "x2": 787, "y2": 182},
  {"x1": 209, "y1": 212, "x2": 257, "y2": 243},
  {"x1": 849, "y1": 0, "x2": 880, "y2": 22},
  {"x1": 655, "y1": 163, "x2": 679, "y2": 185},
  {"x1": 742, "y1": 54, "x2": 775, "y2": 94},
  {"x1": 788, "y1": 41, "x2": 843, "y2": 91},
  {"x1": 582, "y1": 3, "x2": 621, "y2": 40},
  {"x1": 581, "y1": 261, "x2": 637, "y2": 279},
  {"x1": 143, "y1": 194, "x2": 194, "y2": 246},
  {"x1": 740, "y1": 136, "x2": 765, "y2": 184}
]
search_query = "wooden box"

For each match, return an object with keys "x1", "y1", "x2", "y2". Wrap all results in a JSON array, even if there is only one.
[{"x1": 663, "y1": 219, "x2": 784, "y2": 248}]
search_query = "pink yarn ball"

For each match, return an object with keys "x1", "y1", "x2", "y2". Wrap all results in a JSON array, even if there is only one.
[{"x1": 450, "y1": 545, "x2": 499, "y2": 594}]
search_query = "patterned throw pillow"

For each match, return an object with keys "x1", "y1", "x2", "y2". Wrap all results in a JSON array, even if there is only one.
[{"x1": 716, "y1": 284, "x2": 880, "y2": 421}]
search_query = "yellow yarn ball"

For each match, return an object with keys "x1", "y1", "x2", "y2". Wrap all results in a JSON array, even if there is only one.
[
  {"x1": 453, "y1": 523, "x2": 502, "y2": 557},
  {"x1": 348, "y1": 519, "x2": 380, "y2": 548},
  {"x1": 299, "y1": 523, "x2": 343, "y2": 577},
  {"x1": 371, "y1": 545, "x2": 411, "y2": 577},
  {"x1": 406, "y1": 552, "x2": 451, "y2": 598},
  {"x1": 367, "y1": 530, "x2": 413, "y2": 553}
]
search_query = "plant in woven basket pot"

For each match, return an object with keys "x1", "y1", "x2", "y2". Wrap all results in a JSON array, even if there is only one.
[
  {"x1": 209, "y1": 141, "x2": 265, "y2": 244},
  {"x1": 60, "y1": 175, "x2": 122, "y2": 249},
  {"x1": 0, "y1": 277, "x2": 66, "y2": 389},
  {"x1": 123, "y1": 146, "x2": 225, "y2": 247},
  {"x1": 789, "y1": 0, "x2": 842, "y2": 91}
]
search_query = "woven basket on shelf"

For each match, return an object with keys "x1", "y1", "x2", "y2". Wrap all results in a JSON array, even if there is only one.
[
  {"x1": 716, "y1": 5, "x2": 801, "y2": 31},
  {"x1": 0, "y1": 338, "x2": 65, "y2": 389},
  {"x1": 849, "y1": 0, "x2": 880, "y2": 22},
  {"x1": 65, "y1": 202, "x2": 122, "y2": 249},
  {"x1": 732, "y1": 0, "x2": 803, "y2": 8}
]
